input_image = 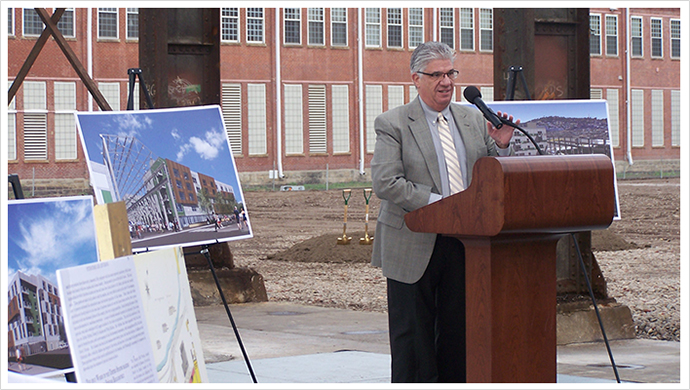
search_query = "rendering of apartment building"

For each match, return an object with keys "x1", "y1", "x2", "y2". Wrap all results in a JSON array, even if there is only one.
[{"x1": 6, "y1": 7, "x2": 681, "y2": 196}]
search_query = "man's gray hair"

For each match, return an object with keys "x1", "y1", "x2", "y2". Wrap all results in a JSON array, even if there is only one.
[{"x1": 410, "y1": 41, "x2": 456, "y2": 74}]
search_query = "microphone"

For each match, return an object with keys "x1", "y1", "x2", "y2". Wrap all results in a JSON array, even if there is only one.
[{"x1": 463, "y1": 86, "x2": 504, "y2": 129}]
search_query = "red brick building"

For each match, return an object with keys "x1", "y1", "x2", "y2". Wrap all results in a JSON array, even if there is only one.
[{"x1": 6, "y1": 7, "x2": 681, "y2": 196}]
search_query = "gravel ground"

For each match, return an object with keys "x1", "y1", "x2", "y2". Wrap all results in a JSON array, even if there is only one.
[{"x1": 230, "y1": 178, "x2": 681, "y2": 342}]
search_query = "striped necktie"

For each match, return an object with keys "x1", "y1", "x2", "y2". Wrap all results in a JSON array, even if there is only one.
[{"x1": 437, "y1": 113, "x2": 465, "y2": 194}]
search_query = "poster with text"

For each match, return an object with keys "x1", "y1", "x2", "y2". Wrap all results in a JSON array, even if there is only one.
[{"x1": 77, "y1": 105, "x2": 252, "y2": 252}]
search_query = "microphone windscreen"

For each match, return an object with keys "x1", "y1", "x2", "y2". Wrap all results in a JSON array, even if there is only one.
[{"x1": 463, "y1": 85, "x2": 482, "y2": 102}]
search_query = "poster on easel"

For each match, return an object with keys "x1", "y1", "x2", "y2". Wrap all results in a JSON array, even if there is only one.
[{"x1": 76, "y1": 105, "x2": 252, "y2": 253}]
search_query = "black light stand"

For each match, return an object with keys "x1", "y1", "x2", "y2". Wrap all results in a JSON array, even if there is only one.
[{"x1": 127, "y1": 68, "x2": 155, "y2": 110}]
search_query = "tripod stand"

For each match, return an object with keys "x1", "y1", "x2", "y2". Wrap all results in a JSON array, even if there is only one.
[
  {"x1": 505, "y1": 66, "x2": 531, "y2": 101},
  {"x1": 127, "y1": 68, "x2": 155, "y2": 110}
]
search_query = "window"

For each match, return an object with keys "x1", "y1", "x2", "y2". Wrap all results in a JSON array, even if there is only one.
[
  {"x1": 221, "y1": 83, "x2": 242, "y2": 155},
  {"x1": 126, "y1": 8, "x2": 138, "y2": 40},
  {"x1": 57, "y1": 8, "x2": 75, "y2": 38},
  {"x1": 308, "y1": 85, "x2": 327, "y2": 154},
  {"x1": 387, "y1": 8, "x2": 402, "y2": 48},
  {"x1": 651, "y1": 18, "x2": 662, "y2": 58},
  {"x1": 331, "y1": 8, "x2": 347, "y2": 46},
  {"x1": 388, "y1": 85, "x2": 404, "y2": 110},
  {"x1": 23, "y1": 8, "x2": 43, "y2": 36},
  {"x1": 8, "y1": 8, "x2": 14, "y2": 35},
  {"x1": 284, "y1": 85, "x2": 303, "y2": 155},
  {"x1": 460, "y1": 8, "x2": 474, "y2": 51},
  {"x1": 8, "y1": 97, "x2": 16, "y2": 161},
  {"x1": 631, "y1": 16, "x2": 643, "y2": 57},
  {"x1": 651, "y1": 90, "x2": 664, "y2": 147},
  {"x1": 590, "y1": 14, "x2": 601, "y2": 55},
  {"x1": 671, "y1": 19, "x2": 680, "y2": 59},
  {"x1": 23, "y1": 81, "x2": 48, "y2": 160},
  {"x1": 248, "y1": 84, "x2": 267, "y2": 155},
  {"x1": 631, "y1": 89, "x2": 644, "y2": 147},
  {"x1": 408, "y1": 8, "x2": 423, "y2": 49},
  {"x1": 365, "y1": 85, "x2": 382, "y2": 153},
  {"x1": 479, "y1": 9, "x2": 493, "y2": 52},
  {"x1": 54, "y1": 82, "x2": 77, "y2": 160},
  {"x1": 332, "y1": 85, "x2": 350, "y2": 154},
  {"x1": 365, "y1": 8, "x2": 380, "y2": 47},
  {"x1": 606, "y1": 89, "x2": 620, "y2": 147},
  {"x1": 247, "y1": 8, "x2": 264, "y2": 43},
  {"x1": 98, "y1": 82, "x2": 120, "y2": 110},
  {"x1": 221, "y1": 8, "x2": 239, "y2": 42},
  {"x1": 440, "y1": 8, "x2": 454, "y2": 49},
  {"x1": 98, "y1": 8, "x2": 118, "y2": 39},
  {"x1": 671, "y1": 90, "x2": 680, "y2": 146},
  {"x1": 284, "y1": 8, "x2": 301, "y2": 45},
  {"x1": 605, "y1": 15, "x2": 617, "y2": 56},
  {"x1": 308, "y1": 8, "x2": 324, "y2": 46}
]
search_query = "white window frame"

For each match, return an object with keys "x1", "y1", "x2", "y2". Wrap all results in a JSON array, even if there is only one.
[
  {"x1": 408, "y1": 8, "x2": 423, "y2": 49},
  {"x1": 459, "y1": 8, "x2": 474, "y2": 51},
  {"x1": 671, "y1": 90, "x2": 680, "y2": 146},
  {"x1": 590, "y1": 14, "x2": 601, "y2": 56},
  {"x1": 479, "y1": 9, "x2": 493, "y2": 52},
  {"x1": 56, "y1": 8, "x2": 75, "y2": 38},
  {"x1": 308, "y1": 8, "x2": 324, "y2": 46},
  {"x1": 388, "y1": 85, "x2": 404, "y2": 110},
  {"x1": 308, "y1": 84, "x2": 327, "y2": 154},
  {"x1": 651, "y1": 90, "x2": 664, "y2": 147},
  {"x1": 365, "y1": 8, "x2": 381, "y2": 47},
  {"x1": 284, "y1": 84, "x2": 304, "y2": 155},
  {"x1": 126, "y1": 8, "x2": 138, "y2": 40},
  {"x1": 605, "y1": 15, "x2": 618, "y2": 56},
  {"x1": 284, "y1": 8, "x2": 301, "y2": 45},
  {"x1": 8, "y1": 96, "x2": 16, "y2": 161},
  {"x1": 671, "y1": 19, "x2": 680, "y2": 59},
  {"x1": 631, "y1": 89, "x2": 644, "y2": 147},
  {"x1": 98, "y1": 82, "x2": 120, "y2": 111},
  {"x1": 606, "y1": 89, "x2": 620, "y2": 147},
  {"x1": 97, "y1": 8, "x2": 118, "y2": 39},
  {"x1": 331, "y1": 85, "x2": 350, "y2": 154},
  {"x1": 330, "y1": 8, "x2": 347, "y2": 47},
  {"x1": 247, "y1": 8, "x2": 264, "y2": 44},
  {"x1": 8, "y1": 8, "x2": 14, "y2": 36},
  {"x1": 440, "y1": 8, "x2": 455, "y2": 49},
  {"x1": 387, "y1": 8, "x2": 402, "y2": 49},
  {"x1": 23, "y1": 81, "x2": 48, "y2": 161},
  {"x1": 365, "y1": 85, "x2": 382, "y2": 153},
  {"x1": 631, "y1": 16, "x2": 643, "y2": 58},
  {"x1": 651, "y1": 17, "x2": 663, "y2": 58},
  {"x1": 54, "y1": 82, "x2": 77, "y2": 160},
  {"x1": 222, "y1": 83, "x2": 242, "y2": 155},
  {"x1": 22, "y1": 8, "x2": 43, "y2": 37},
  {"x1": 248, "y1": 84, "x2": 267, "y2": 156},
  {"x1": 221, "y1": 8, "x2": 239, "y2": 43}
]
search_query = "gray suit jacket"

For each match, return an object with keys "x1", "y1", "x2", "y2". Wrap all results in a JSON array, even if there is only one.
[{"x1": 370, "y1": 97, "x2": 504, "y2": 284}]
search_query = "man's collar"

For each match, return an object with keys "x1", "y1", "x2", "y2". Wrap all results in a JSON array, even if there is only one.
[{"x1": 418, "y1": 98, "x2": 451, "y2": 123}]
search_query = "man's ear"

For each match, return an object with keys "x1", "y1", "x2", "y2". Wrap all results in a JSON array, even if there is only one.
[{"x1": 411, "y1": 72, "x2": 420, "y2": 87}]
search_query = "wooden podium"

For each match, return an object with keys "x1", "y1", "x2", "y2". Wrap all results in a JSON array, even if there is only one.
[{"x1": 404, "y1": 155, "x2": 615, "y2": 383}]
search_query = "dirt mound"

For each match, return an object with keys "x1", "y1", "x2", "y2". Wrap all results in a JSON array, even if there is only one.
[
  {"x1": 268, "y1": 231, "x2": 374, "y2": 263},
  {"x1": 591, "y1": 229, "x2": 639, "y2": 251}
]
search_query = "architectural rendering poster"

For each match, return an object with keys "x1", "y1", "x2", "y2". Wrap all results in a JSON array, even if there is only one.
[
  {"x1": 76, "y1": 105, "x2": 252, "y2": 252},
  {"x1": 458, "y1": 98, "x2": 620, "y2": 219},
  {"x1": 7, "y1": 195, "x2": 99, "y2": 376}
]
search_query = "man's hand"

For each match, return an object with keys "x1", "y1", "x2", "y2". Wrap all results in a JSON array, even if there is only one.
[{"x1": 487, "y1": 111, "x2": 520, "y2": 149}]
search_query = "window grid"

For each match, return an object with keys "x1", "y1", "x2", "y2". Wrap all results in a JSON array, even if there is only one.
[
  {"x1": 651, "y1": 90, "x2": 664, "y2": 147},
  {"x1": 440, "y1": 8, "x2": 454, "y2": 49},
  {"x1": 671, "y1": 90, "x2": 680, "y2": 146},
  {"x1": 388, "y1": 85, "x2": 404, "y2": 110},
  {"x1": 247, "y1": 8, "x2": 264, "y2": 43},
  {"x1": 98, "y1": 8, "x2": 118, "y2": 39},
  {"x1": 606, "y1": 89, "x2": 620, "y2": 147},
  {"x1": 365, "y1": 85, "x2": 382, "y2": 153},
  {"x1": 631, "y1": 89, "x2": 644, "y2": 147},
  {"x1": 460, "y1": 8, "x2": 474, "y2": 51},
  {"x1": 365, "y1": 8, "x2": 381, "y2": 47},
  {"x1": 57, "y1": 8, "x2": 75, "y2": 38},
  {"x1": 479, "y1": 9, "x2": 493, "y2": 52},
  {"x1": 248, "y1": 84, "x2": 267, "y2": 155},
  {"x1": 23, "y1": 8, "x2": 43, "y2": 36},
  {"x1": 126, "y1": 8, "x2": 138, "y2": 39},
  {"x1": 222, "y1": 83, "x2": 242, "y2": 155},
  {"x1": 221, "y1": 8, "x2": 239, "y2": 42},
  {"x1": 331, "y1": 8, "x2": 347, "y2": 46},
  {"x1": 387, "y1": 8, "x2": 402, "y2": 48},
  {"x1": 8, "y1": 111, "x2": 16, "y2": 160},
  {"x1": 590, "y1": 14, "x2": 601, "y2": 55},
  {"x1": 54, "y1": 81, "x2": 77, "y2": 160},
  {"x1": 24, "y1": 81, "x2": 47, "y2": 111},
  {"x1": 671, "y1": 19, "x2": 680, "y2": 59},
  {"x1": 331, "y1": 85, "x2": 350, "y2": 154},
  {"x1": 605, "y1": 15, "x2": 617, "y2": 56},
  {"x1": 8, "y1": 8, "x2": 14, "y2": 35},
  {"x1": 308, "y1": 85, "x2": 327, "y2": 154},
  {"x1": 631, "y1": 16, "x2": 643, "y2": 57},
  {"x1": 98, "y1": 82, "x2": 120, "y2": 111},
  {"x1": 408, "y1": 8, "x2": 423, "y2": 48},
  {"x1": 308, "y1": 8, "x2": 324, "y2": 46},
  {"x1": 284, "y1": 85, "x2": 304, "y2": 155},
  {"x1": 284, "y1": 8, "x2": 301, "y2": 45},
  {"x1": 651, "y1": 18, "x2": 663, "y2": 58}
]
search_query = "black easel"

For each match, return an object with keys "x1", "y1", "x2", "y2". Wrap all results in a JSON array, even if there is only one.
[
  {"x1": 505, "y1": 66, "x2": 531, "y2": 100},
  {"x1": 127, "y1": 68, "x2": 155, "y2": 110},
  {"x1": 8, "y1": 174, "x2": 24, "y2": 199}
]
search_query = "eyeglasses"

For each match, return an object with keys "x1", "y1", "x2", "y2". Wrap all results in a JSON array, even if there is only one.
[{"x1": 417, "y1": 69, "x2": 459, "y2": 80}]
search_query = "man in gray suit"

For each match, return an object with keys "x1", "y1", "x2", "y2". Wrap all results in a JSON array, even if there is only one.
[{"x1": 371, "y1": 41, "x2": 519, "y2": 383}]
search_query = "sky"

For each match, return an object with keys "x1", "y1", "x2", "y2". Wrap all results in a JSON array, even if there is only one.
[
  {"x1": 7, "y1": 196, "x2": 99, "y2": 286},
  {"x1": 77, "y1": 105, "x2": 244, "y2": 204}
]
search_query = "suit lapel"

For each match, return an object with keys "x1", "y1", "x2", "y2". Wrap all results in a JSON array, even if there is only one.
[{"x1": 407, "y1": 98, "x2": 443, "y2": 193}]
